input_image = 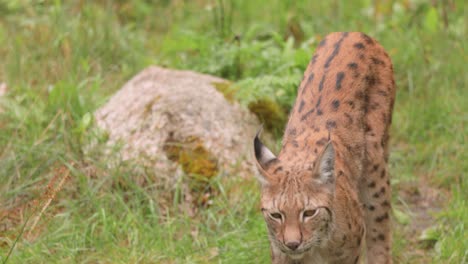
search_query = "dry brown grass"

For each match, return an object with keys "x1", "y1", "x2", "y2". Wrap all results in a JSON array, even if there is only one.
[{"x1": 1, "y1": 163, "x2": 71, "y2": 262}]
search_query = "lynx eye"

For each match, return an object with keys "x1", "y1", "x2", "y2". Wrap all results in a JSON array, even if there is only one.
[
  {"x1": 303, "y1": 209, "x2": 319, "y2": 219},
  {"x1": 269, "y1": 212, "x2": 283, "y2": 221}
]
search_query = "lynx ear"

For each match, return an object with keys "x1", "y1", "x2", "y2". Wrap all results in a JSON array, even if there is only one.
[
  {"x1": 253, "y1": 128, "x2": 277, "y2": 184},
  {"x1": 314, "y1": 142, "x2": 335, "y2": 186}
]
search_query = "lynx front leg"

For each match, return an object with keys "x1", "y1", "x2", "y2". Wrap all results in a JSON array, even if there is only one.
[{"x1": 361, "y1": 162, "x2": 392, "y2": 264}]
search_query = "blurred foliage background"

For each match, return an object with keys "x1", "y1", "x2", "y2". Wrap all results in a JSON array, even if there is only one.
[{"x1": 0, "y1": 0, "x2": 466, "y2": 263}]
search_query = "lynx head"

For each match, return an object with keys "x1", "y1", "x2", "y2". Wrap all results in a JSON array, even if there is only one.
[{"x1": 253, "y1": 132, "x2": 336, "y2": 259}]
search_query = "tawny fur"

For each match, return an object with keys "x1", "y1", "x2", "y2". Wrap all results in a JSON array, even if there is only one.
[{"x1": 254, "y1": 32, "x2": 395, "y2": 264}]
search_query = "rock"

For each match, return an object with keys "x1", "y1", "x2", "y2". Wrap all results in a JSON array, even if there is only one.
[{"x1": 94, "y1": 66, "x2": 262, "y2": 186}]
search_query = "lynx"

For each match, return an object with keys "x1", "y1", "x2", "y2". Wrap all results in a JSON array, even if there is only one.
[{"x1": 253, "y1": 32, "x2": 395, "y2": 264}]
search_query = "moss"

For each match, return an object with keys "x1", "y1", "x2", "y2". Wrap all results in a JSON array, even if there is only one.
[
  {"x1": 212, "y1": 81, "x2": 236, "y2": 103},
  {"x1": 248, "y1": 98, "x2": 287, "y2": 137},
  {"x1": 164, "y1": 136, "x2": 218, "y2": 178},
  {"x1": 163, "y1": 136, "x2": 219, "y2": 207}
]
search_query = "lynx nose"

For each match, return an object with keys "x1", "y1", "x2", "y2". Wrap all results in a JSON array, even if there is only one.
[{"x1": 286, "y1": 241, "x2": 300, "y2": 250}]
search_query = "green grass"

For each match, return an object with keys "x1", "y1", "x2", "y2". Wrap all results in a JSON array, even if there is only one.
[{"x1": 0, "y1": 0, "x2": 466, "y2": 263}]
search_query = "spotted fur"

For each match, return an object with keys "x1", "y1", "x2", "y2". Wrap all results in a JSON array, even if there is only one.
[{"x1": 254, "y1": 32, "x2": 395, "y2": 264}]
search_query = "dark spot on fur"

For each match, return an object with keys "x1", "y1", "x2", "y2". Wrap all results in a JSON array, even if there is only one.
[
  {"x1": 381, "y1": 169, "x2": 386, "y2": 178},
  {"x1": 368, "y1": 205, "x2": 375, "y2": 211},
  {"x1": 371, "y1": 56, "x2": 385, "y2": 65},
  {"x1": 288, "y1": 128, "x2": 297, "y2": 136},
  {"x1": 354, "y1": 42, "x2": 365, "y2": 49},
  {"x1": 348, "y1": 62, "x2": 358, "y2": 69},
  {"x1": 365, "y1": 75, "x2": 378, "y2": 86},
  {"x1": 324, "y1": 33, "x2": 348, "y2": 68},
  {"x1": 377, "y1": 89, "x2": 388, "y2": 97},
  {"x1": 319, "y1": 38, "x2": 327, "y2": 47},
  {"x1": 291, "y1": 140, "x2": 299, "y2": 148},
  {"x1": 346, "y1": 100, "x2": 355, "y2": 109},
  {"x1": 317, "y1": 109, "x2": 323, "y2": 115},
  {"x1": 373, "y1": 164, "x2": 379, "y2": 172},
  {"x1": 301, "y1": 109, "x2": 315, "y2": 121},
  {"x1": 335, "y1": 72, "x2": 345, "y2": 90},
  {"x1": 382, "y1": 200, "x2": 390, "y2": 207},
  {"x1": 332, "y1": 100, "x2": 340, "y2": 110},
  {"x1": 318, "y1": 74, "x2": 326, "y2": 92},
  {"x1": 380, "y1": 187, "x2": 386, "y2": 194},
  {"x1": 311, "y1": 54, "x2": 318, "y2": 65},
  {"x1": 355, "y1": 91, "x2": 364, "y2": 100},
  {"x1": 326, "y1": 120, "x2": 337, "y2": 130},
  {"x1": 364, "y1": 93, "x2": 370, "y2": 109},
  {"x1": 307, "y1": 72, "x2": 315, "y2": 84},
  {"x1": 370, "y1": 102, "x2": 380, "y2": 111},
  {"x1": 373, "y1": 192, "x2": 380, "y2": 198},
  {"x1": 298, "y1": 100, "x2": 305, "y2": 113},
  {"x1": 375, "y1": 213, "x2": 389, "y2": 222},
  {"x1": 361, "y1": 33, "x2": 374, "y2": 44},
  {"x1": 368, "y1": 181, "x2": 376, "y2": 188},
  {"x1": 377, "y1": 234, "x2": 386, "y2": 241},
  {"x1": 316, "y1": 96, "x2": 322, "y2": 108}
]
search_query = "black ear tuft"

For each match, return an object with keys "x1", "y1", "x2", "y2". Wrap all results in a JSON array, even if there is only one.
[
  {"x1": 253, "y1": 126, "x2": 277, "y2": 169},
  {"x1": 254, "y1": 129, "x2": 263, "y2": 162}
]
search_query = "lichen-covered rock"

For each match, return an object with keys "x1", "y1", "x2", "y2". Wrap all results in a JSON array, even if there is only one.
[{"x1": 95, "y1": 67, "x2": 263, "y2": 185}]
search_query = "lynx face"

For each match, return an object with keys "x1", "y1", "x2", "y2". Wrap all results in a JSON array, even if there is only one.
[{"x1": 255, "y1": 133, "x2": 336, "y2": 258}]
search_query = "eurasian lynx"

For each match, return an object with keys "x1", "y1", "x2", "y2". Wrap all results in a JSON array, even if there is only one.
[{"x1": 254, "y1": 32, "x2": 395, "y2": 264}]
